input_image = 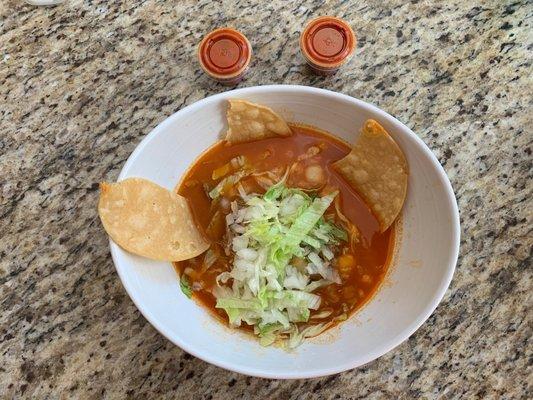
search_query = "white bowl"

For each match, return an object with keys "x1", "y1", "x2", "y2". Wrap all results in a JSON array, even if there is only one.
[{"x1": 111, "y1": 85, "x2": 460, "y2": 379}]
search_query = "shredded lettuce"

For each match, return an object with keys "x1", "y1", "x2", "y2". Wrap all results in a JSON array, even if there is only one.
[
  {"x1": 180, "y1": 275, "x2": 192, "y2": 298},
  {"x1": 203, "y1": 249, "x2": 217, "y2": 269},
  {"x1": 212, "y1": 156, "x2": 249, "y2": 181},
  {"x1": 213, "y1": 180, "x2": 347, "y2": 348},
  {"x1": 209, "y1": 170, "x2": 249, "y2": 199}
]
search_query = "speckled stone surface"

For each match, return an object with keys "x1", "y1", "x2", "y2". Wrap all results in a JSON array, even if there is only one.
[{"x1": 1, "y1": 0, "x2": 531, "y2": 398}]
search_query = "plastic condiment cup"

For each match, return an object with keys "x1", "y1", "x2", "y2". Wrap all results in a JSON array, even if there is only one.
[
  {"x1": 300, "y1": 16, "x2": 356, "y2": 75},
  {"x1": 198, "y1": 28, "x2": 252, "y2": 85}
]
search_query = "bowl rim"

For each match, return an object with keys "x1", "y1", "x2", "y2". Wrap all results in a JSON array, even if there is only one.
[{"x1": 111, "y1": 84, "x2": 460, "y2": 379}]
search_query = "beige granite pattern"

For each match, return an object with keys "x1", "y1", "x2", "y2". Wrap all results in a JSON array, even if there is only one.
[{"x1": 1, "y1": 0, "x2": 531, "y2": 398}]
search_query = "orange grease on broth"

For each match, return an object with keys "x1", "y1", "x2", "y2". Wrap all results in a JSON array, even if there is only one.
[{"x1": 174, "y1": 124, "x2": 394, "y2": 332}]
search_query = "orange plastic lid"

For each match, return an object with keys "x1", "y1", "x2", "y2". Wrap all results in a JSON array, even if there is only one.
[
  {"x1": 198, "y1": 28, "x2": 252, "y2": 80},
  {"x1": 300, "y1": 16, "x2": 356, "y2": 68}
]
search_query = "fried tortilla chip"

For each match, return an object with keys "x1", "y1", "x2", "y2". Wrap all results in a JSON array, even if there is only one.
[
  {"x1": 225, "y1": 99, "x2": 292, "y2": 144},
  {"x1": 98, "y1": 178, "x2": 209, "y2": 261},
  {"x1": 333, "y1": 120, "x2": 408, "y2": 232}
]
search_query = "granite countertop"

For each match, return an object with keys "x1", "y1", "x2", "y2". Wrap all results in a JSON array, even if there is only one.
[{"x1": 1, "y1": 0, "x2": 531, "y2": 398}]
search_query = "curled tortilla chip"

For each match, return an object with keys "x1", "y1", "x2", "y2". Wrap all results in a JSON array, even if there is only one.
[
  {"x1": 333, "y1": 120, "x2": 408, "y2": 232},
  {"x1": 98, "y1": 178, "x2": 209, "y2": 261},
  {"x1": 225, "y1": 99, "x2": 292, "y2": 144}
]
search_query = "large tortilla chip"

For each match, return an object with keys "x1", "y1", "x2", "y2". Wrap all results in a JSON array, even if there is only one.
[
  {"x1": 98, "y1": 178, "x2": 209, "y2": 261},
  {"x1": 225, "y1": 99, "x2": 292, "y2": 144},
  {"x1": 333, "y1": 120, "x2": 408, "y2": 232}
]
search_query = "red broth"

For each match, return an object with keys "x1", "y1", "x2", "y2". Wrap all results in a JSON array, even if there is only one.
[{"x1": 174, "y1": 125, "x2": 395, "y2": 331}]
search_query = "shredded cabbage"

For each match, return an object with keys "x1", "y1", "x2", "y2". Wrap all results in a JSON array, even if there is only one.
[{"x1": 213, "y1": 179, "x2": 347, "y2": 348}]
